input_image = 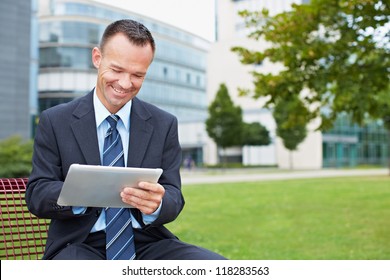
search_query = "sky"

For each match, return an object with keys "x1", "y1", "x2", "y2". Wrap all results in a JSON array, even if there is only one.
[{"x1": 94, "y1": 0, "x2": 216, "y2": 41}]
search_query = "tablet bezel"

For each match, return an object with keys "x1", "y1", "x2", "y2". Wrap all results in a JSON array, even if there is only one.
[{"x1": 57, "y1": 164, "x2": 163, "y2": 208}]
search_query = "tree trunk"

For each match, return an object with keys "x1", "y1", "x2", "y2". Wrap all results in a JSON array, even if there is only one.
[
  {"x1": 289, "y1": 151, "x2": 294, "y2": 170},
  {"x1": 222, "y1": 148, "x2": 227, "y2": 169},
  {"x1": 218, "y1": 146, "x2": 227, "y2": 169}
]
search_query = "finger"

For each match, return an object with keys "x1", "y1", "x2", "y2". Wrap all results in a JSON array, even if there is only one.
[
  {"x1": 120, "y1": 187, "x2": 162, "y2": 213},
  {"x1": 122, "y1": 182, "x2": 165, "y2": 197},
  {"x1": 122, "y1": 186, "x2": 162, "y2": 201},
  {"x1": 130, "y1": 201, "x2": 158, "y2": 215},
  {"x1": 121, "y1": 193, "x2": 160, "y2": 215},
  {"x1": 128, "y1": 189, "x2": 160, "y2": 203},
  {"x1": 137, "y1": 182, "x2": 164, "y2": 193}
]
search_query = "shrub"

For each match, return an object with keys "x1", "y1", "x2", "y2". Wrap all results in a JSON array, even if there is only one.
[{"x1": 0, "y1": 135, "x2": 33, "y2": 178}]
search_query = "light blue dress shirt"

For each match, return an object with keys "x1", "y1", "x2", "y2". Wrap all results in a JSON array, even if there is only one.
[{"x1": 72, "y1": 89, "x2": 161, "y2": 231}]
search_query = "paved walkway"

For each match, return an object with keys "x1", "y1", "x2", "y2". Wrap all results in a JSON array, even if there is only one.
[{"x1": 181, "y1": 168, "x2": 389, "y2": 185}]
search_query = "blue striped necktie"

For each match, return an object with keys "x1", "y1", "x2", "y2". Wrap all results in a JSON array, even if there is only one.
[{"x1": 103, "y1": 114, "x2": 136, "y2": 260}]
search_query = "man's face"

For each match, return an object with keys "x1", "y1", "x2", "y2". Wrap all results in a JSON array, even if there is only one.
[{"x1": 92, "y1": 33, "x2": 154, "y2": 114}]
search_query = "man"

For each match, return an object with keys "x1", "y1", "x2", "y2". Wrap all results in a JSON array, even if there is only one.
[{"x1": 26, "y1": 19, "x2": 225, "y2": 260}]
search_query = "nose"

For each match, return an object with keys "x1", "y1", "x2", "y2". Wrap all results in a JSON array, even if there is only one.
[{"x1": 117, "y1": 73, "x2": 132, "y2": 89}]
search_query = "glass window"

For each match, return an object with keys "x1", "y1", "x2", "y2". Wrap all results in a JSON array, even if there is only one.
[
  {"x1": 163, "y1": 67, "x2": 168, "y2": 78},
  {"x1": 40, "y1": 21, "x2": 102, "y2": 45},
  {"x1": 39, "y1": 47, "x2": 94, "y2": 69},
  {"x1": 39, "y1": 97, "x2": 73, "y2": 112}
]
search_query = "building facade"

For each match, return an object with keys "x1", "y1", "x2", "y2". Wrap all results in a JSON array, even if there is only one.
[
  {"x1": 38, "y1": 0, "x2": 210, "y2": 165},
  {"x1": 207, "y1": 0, "x2": 315, "y2": 167},
  {"x1": 207, "y1": 0, "x2": 388, "y2": 168},
  {"x1": 0, "y1": 0, "x2": 38, "y2": 140},
  {"x1": 322, "y1": 115, "x2": 389, "y2": 168}
]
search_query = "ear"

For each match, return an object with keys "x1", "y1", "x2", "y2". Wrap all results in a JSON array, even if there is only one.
[{"x1": 92, "y1": 47, "x2": 102, "y2": 69}]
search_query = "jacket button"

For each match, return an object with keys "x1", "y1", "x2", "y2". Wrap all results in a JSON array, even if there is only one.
[{"x1": 95, "y1": 210, "x2": 101, "y2": 217}]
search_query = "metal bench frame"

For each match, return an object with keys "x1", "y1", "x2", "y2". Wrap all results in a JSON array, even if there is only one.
[{"x1": 0, "y1": 178, "x2": 49, "y2": 260}]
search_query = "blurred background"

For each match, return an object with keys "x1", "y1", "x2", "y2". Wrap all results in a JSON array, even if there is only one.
[{"x1": 0, "y1": 0, "x2": 389, "y2": 177}]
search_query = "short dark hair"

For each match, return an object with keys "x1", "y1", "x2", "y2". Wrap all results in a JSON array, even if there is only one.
[{"x1": 100, "y1": 19, "x2": 156, "y2": 54}]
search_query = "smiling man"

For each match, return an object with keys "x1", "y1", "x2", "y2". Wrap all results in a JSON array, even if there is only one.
[{"x1": 25, "y1": 19, "x2": 226, "y2": 260}]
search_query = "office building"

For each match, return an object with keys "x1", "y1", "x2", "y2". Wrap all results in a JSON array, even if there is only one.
[
  {"x1": 322, "y1": 115, "x2": 389, "y2": 167},
  {"x1": 0, "y1": 0, "x2": 38, "y2": 139}
]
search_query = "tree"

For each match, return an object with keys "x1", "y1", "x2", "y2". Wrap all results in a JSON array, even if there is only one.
[
  {"x1": 241, "y1": 122, "x2": 270, "y2": 146},
  {"x1": 379, "y1": 86, "x2": 390, "y2": 171},
  {"x1": 0, "y1": 135, "x2": 33, "y2": 177},
  {"x1": 232, "y1": 0, "x2": 390, "y2": 131},
  {"x1": 206, "y1": 83, "x2": 243, "y2": 163},
  {"x1": 273, "y1": 97, "x2": 308, "y2": 169}
]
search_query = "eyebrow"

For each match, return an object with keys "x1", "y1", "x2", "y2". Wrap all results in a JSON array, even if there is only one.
[
  {"x1": 110, "y1": 63, "x2": 125, "y2": 71},
  {"x1": 110, "y1": 63, "x2": 147, "y2": 75}
]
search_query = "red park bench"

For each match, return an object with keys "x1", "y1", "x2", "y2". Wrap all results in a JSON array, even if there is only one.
[{"x1": 0, "y1": 178, "x2": 49, "y2": 260}]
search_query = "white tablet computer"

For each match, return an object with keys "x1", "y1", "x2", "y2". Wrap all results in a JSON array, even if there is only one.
[{"x1": 57, "y1": 164, "x2": 163, "y2": 208}]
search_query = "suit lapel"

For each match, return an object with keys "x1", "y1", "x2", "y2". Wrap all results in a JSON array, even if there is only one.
[
  {"x1": 69, "y1": 93, "x2": 153, "y2": 167},
  {"x1": 127, "y1": 98, "x2": 153, "y2": 167},
  {"x1": 71, "y1": 91, "x2": 101, "y2": 165}
]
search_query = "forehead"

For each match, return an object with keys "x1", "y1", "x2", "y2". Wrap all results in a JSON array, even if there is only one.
[{"x1": 101, "y1": 33, "x2": 154, "y2": 70}]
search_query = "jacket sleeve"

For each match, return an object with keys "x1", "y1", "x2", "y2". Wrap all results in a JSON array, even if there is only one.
[
  {"x1": 25, "y1": 111, "x2": 85, "y2": 219},
  {"x1": 150, "y1": 116, "x2": 185, "y2": 227}
]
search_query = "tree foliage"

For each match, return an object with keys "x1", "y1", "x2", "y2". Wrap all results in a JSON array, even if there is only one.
[
  {"x1": 232, "y1": 0, "x2": 390, "y2": 131},
  {"x1": 273, "y1": 96, "x2": 308, "y2": 151},
  {"x1": 242, "y1": 122, "x2": 271, "y2": 146},
  {"x1": 0, "y1": 135, "x2": 33, "y2": 178},
  {"x1": 206, "y1": 83, "x2": 271, "y2": 154},
  {"x1": 206, "y1": 83, "x2": 243, "y2": 149}
]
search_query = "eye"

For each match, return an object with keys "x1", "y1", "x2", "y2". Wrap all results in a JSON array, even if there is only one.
[{"x1": 112, "y1": 68, "x2": 121, "y2": 73}]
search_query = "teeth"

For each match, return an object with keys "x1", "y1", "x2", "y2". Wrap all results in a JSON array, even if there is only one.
[{"x1": 112, "y1": 86, "x2": 124, "y2": 94}]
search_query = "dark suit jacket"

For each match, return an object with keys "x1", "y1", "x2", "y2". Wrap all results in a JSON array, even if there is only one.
[{"x1": 25, "y1": 90, "x2": 184, "y2": 259}]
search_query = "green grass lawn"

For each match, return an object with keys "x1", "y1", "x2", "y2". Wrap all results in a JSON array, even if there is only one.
[{"x1": 167, "y1": 176, "x2": 390, "y2": 260}]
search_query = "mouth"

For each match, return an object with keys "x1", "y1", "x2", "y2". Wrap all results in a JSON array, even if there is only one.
[{"x1": 111, "y1": 85, "x2": 127, "y2": 94}]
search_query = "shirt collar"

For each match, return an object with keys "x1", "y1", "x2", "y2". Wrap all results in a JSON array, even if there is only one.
[{"x1": 93, "y1": 88, "x2": 132, "y2": 131}]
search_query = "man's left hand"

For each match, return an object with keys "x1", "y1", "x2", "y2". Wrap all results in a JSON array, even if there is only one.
[{"x1": 120, "y1": 182, "x2": 165, "y2": 215}]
